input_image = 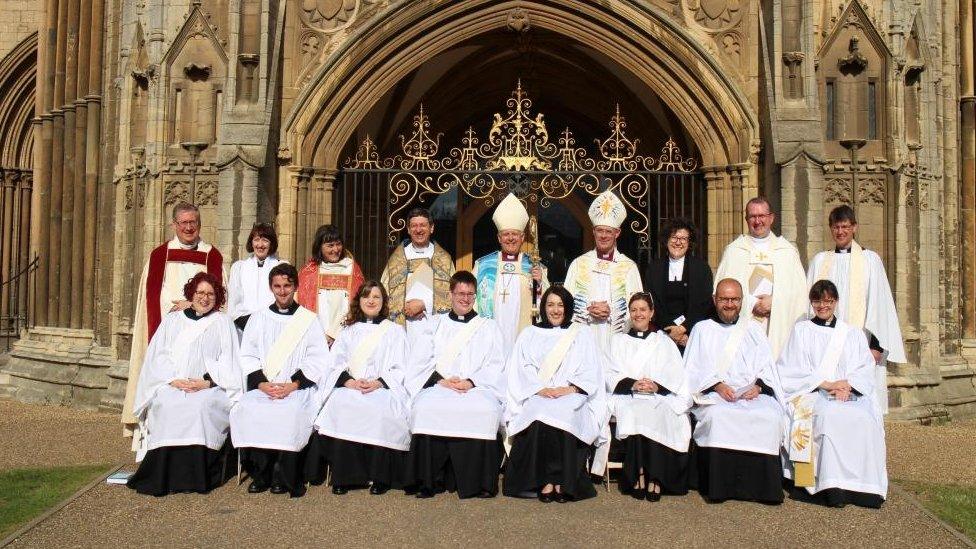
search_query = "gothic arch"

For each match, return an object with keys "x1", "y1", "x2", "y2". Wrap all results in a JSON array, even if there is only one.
[{"x1": 0, "y1": 32, "x2": 37, "y2": 172}]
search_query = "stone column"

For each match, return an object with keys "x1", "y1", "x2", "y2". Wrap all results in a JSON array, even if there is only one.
[
  {"x1": 962, "y1": 0, "x2": 976, "y2": 338},
  {"x1": 82, "y1": 0, "x2": 104, "y2": 331},
  {"x1": 702, "y1": 165, "x2": 733, "y2": 267},
  {"x1": 46, "y1": 0, "x2": 69, "y2": 325}
]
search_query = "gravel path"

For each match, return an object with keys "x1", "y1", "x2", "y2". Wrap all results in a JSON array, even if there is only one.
[{"x1": 1, "y1": 399, "x2": 973, "y2": 548}]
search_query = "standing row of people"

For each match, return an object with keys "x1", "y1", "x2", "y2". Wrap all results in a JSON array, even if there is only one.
[{"x1": 121, "y1": 191, "x2": 902, "y2": 509}]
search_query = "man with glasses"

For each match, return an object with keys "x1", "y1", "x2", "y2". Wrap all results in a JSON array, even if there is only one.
[
  {"x1": 684, "y1": 278, "x2": 786, "y2": 504},
  {"x1": 715, "y1": 196, "x2": 807, "y2": 360},
  {"x1": 122, "y1": 202, "x2": 225, "y2": 447},
  {"x1": 806, "y1": 205, "x2": 905, "y2": 414}
]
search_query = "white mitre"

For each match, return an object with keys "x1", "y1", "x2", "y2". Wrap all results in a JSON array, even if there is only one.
[
  {"x1": 492, "y1": 193, "x2": 529, "y2": 232},
  {"x1": 588, "y1": 190, "x2": 626, "y2": 228}
]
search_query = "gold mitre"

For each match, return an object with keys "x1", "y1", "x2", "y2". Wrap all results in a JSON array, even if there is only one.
[
  {"x1": 492, "y1": 193, "x2": 529, "y2": 232},
  {"x1": 588, "y1": 190, "x2": 626, "y2": 228}
]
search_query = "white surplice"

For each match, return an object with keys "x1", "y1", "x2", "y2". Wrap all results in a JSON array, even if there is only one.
[
  {"x1": 132, "y1": 311, "x2": 241, "y2": 458},
  {"x1": 505, "y1": 325, "x2": 607, "y2": 445},
  {"x1": 227, "y1": 255, "x2": 284, "y2": 323},
  {"x1": 315, "y1": 321, "x2": 412, "y2": 451},
  {"x1": 606, "y1": 330, "x2": 692, "y2": 452},
  {"x1": 406, "y1": 313, "x2": 506, "y2": 440},
  {"x1": 564, "y1": 249, "x2": 643, "y2": 352},
  {"x1": 230, "y1": 306, "x2": 331, "y2": 452},
  {"x1": 684, "y1": 318, "x2": 786, "y2": 456},
  {"x1": 777, "y1": 319, "x2": 888, "y2": 499}
]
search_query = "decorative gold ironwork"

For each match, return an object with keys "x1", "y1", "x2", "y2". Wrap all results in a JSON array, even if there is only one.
[{"x1": 344, "y1": 82, "x2": 699, "y2": 247}]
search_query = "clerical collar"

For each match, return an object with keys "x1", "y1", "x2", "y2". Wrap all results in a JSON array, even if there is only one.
[
  {"x1": 408, "y1": 241, "x2": 433, "y2": 253},
  {"x1": 714, "y1": 314, "x2": 740, "y2": 326},
  {"x1": 270, "y1": 302, "x2": 300, "y2": 315},
  {"x1": 360, "y1": 317, "x2": 382, "y2": 324},
  {"x1": 184, "y1": 308, "x2": 214, "y2": 320},
  {"x1": 501, "y1": 252, "x2": 519, "y2": 261},
  {"x1": 749, "y1": 234, "x2": 771, "y2": 245},
  {"x1": 811, "y1": 315, "x2": 837, "y2": 327},
  {"x1": 835, "y1": 246, "x2": 851, "y2": 254},
  {"x1": 255, "y1": 256, "x2": 267, "y2": 267},
  {"x1": 628, "y1": 327, "x2": 654, "y2": 339},
  {"x1": 596, "y1": 248, "x2": 615, "y2": 261},
  {"x1": 448, "y1": 310, "x2": 478, "y2": 323},
  {"x1": 178, "y1": 240, "x2": 200, "y2": 251}
]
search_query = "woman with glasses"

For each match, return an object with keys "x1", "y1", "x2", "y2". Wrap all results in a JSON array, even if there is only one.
[
  {"x1": 644, "y1": 218, "x2": 713, "y2": 353},
  {"x1": 606, "y1": 292, "x2": 691, "y2": 501},
  {"x1": 777, "y1": 279, "x2": 887, "y2": 508},
  {"x1": 127, "y1": 272, "x2": 241, "y2": 496}
]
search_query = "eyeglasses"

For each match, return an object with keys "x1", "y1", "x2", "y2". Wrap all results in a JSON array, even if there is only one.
[
  {"x1": 716, "y1": 297, "x2": 742, "y2": 304},
  {"x1": 176, "y1": 220, "x2": 200, "y2": 228},
  {"x1": 812, "y1": 298, "x2": 837, "y2": 306},
  {"x1": 193, "y1": 290, "x2": 215, "y2": 298},
  {"x1": 746, "y1": 213, "x2": 771, "y2": 221},
  {"x1": 668, "y1": 235, "x2": 690, "y2": 243}
]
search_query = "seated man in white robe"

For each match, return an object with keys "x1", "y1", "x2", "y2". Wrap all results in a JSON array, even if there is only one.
[
  {"x1": 503, "y1": 286, "x2": 606, "y2": 503},
  {"x1": 127, "y1": 272, "x2": 241, "y2": 496},
  {"x1": 404, "y1": 270, "x2": 506, "y2": 499},
  {"x1": 230, "y1": 263, "x2": 331, "y2": 498},
  {"x1": 779, "y1": 279, "x2": 887, "y2": 508},
  {"x1": 310, "y1": 280, "x2": 411, "y2": 496},
  {"x1": 684, "y1": 278, "x2": 787, "y2": 504},
  {"x1": 606, "y1": 292, "x2": 691, "y2": 501}
]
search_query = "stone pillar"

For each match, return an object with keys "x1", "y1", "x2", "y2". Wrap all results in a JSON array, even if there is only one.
[
  {"x1": 82, "y1": 0, "x2": 104, "y2": 331},
  {"x1": 962, "y1": 0, "x2": 976, "y2": 338},
  {"x1": 702, "y1": 166, "x2": 729, "y2": 268}
]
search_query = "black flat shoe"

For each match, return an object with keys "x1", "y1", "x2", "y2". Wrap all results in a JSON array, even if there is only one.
[
  {"x1": 416, "y1": 488, "x2": 435, "y2": 499},
  {"x1": 247, "y1": 480, "x2": 268, "y2": 494},
  {"x1": 331, "y1": 485, "x2": 348, "y2": 495},
  {"x1": 369, "y1": 483, "x2": 390, "y2": 495},
  {"x1": 538, "y1": 490, "x2": 555, "y2": 503},
  {"x1": 269, "y1": 484, "x2": 288, "y2": 495},
  {"x1": 555, "y1": 492, "x2": 572, "y2": 503},
  {"x1": 646, "y1": 490, "x2": 661, "y2": 502}
]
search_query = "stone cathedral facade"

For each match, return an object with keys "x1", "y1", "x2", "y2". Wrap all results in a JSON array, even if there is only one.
[{"x1": 0, "y1": 0, "x2": 973, "y2": 423}]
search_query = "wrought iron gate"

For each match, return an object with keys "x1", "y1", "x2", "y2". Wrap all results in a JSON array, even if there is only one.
[{"x1": 334, "y1": 83, "x2": 705, "y2": 278}]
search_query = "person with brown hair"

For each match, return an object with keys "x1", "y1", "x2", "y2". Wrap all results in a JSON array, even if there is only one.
[
  {"x1": 227, "y1": 223, "x2": 286, "y2": 332},
  {"x1": 296, "y1": 224, "x2": 364, "y2": 343},
  {"x1": 127, "y1": 272, "x2": 241, "y2": 496}
]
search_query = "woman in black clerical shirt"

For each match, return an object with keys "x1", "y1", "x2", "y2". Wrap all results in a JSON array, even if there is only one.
[{"x1": 644, "y1": 219, "x2": 713, "y2": 353}]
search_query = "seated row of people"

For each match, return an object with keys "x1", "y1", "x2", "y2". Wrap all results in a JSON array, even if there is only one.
[{"x1": 127, "y1": 264, "x2": 886, "y2": 509}]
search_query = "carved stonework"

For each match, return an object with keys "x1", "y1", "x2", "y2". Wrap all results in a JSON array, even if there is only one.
[
  {"x1": 300, "y1": 32, "x2": 322, "y2": 70},
  {"x1": 824, "y1": 177, "x2": 853, "y2": 204},
  {"x1": 838, "y1": 36, "x2": 869, "y2": 75},
  {"x1": 183, "y1": 63, "x2": 211, "y2": 81},
  {"x1": 858, "y1": 177, "x2": 886, "y2": 205},
  {"x1": 507, "y1": 8, "x2": 531, "y2": 33},
  {"x1": 164, "y1": 181, "x2": 191, "y2": 206},
  {"x1": 195, "y1": 180, "x2": 218, "y2": 206},
  {"x1": 301, "y1": 0, "x2": 359, "y2": 33},
  {"x1": 686, "y1": 0, "x2": 743, "y2": 31},
  {"x1": 719, "y1": 31, "x2": 742, "y2": 60},
  {"x1": 123, "y1": 181, "x2": 133, "y2": 210}
]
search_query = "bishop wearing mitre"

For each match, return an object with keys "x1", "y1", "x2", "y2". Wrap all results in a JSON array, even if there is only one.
[{"x1": 473, "y1": 193, "x2": 548, "y2": 350}]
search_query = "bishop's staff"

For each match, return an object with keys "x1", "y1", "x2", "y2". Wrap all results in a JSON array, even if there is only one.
[{"x1": 528, "y1": 214, "x2": 542, "y2": 319}]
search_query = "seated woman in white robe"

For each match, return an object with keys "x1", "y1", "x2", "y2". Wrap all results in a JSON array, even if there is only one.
[
  {"x1": 778, "y1": 279, "x2": 887, "y2": 508},
  {"x1": 684, "y1": 278, "x2": 786, "y2": 504},
  {"x1": 127, "y1": 272, "x2": 241, "y2": 496},
  {"x1": 227, "y1": 223, "x2": 285, "y2": 332},
  {"x1": 307, "y1": 280, "x2": 411, "y2": 495},
  {"x1": 230, "y1": 263, "x2": 331, "y2": 498},
  {"x1": 607, "y1": 292, "x2": 691, "y2": 501},
  {"x1": 403, "y1": 271, "x2": 506, "y2": 499},
  {"x1": 503, "y1": 286, "x2": 606, "y2": 503}
]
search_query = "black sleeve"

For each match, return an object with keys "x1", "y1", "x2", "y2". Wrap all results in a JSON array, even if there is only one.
[
  {"x1": 291, "y1": 369, "x2": 315, "y2": 390},
  {"x1": 756, "y1": 378, "x2": 775, "y2": 397},
  {"x1": 233, "y1": 315, "x2": 250, "y2": 331},
  {"x1": 569, "y1": 383, "x2": 588, "y2": 396},
  {"x1": 246, "y1": 370, "x2": 268, "y2": 391},
  {"x1": 203, "y1": 372, "x2": 215, "y2": 388},
  {"x1": 703, "y1": 382, "x2": 719, "y2": 394},
  {"x1": 852, "y1": 388, "x2": 863, "y2": 397},
  {"x1": 686, "y1": 259, "x2": 715, "y2": 330},
  {"x1": 466, "y1": 379, "x2": 476, "y2": 388},
  {"x1": 423, "y1": 371, "x2": 444, "y2": 389},
  {"x1": 377, "y1": 377, "x2": 390, "y2": 389},
  {"x1": 655, "y1": 384, "x2": 673, "y2": 396},
  {"x1": 613, "y1": 377, "x2": 638, "y2": 394},
  {"x1": 334, "y1": 370, "x2": 353, "y2": 388},
  {"x1": 867, "y1": 333, "x2": 884, "y2": 353}
]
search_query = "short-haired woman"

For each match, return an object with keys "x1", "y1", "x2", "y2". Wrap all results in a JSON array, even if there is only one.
[
  {"x1": 307, "y1": 281, "x2": 411, "y2": 496},
  {"x1": 127, "y1": 272, "x2": 241, "y2": 496},
  {"x1": 227, "y1": 223, "x2": 286, "y2": 332}
]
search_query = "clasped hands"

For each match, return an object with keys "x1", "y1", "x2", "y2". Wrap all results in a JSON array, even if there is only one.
[
  {"x1": 631, "y1": 378, "x2": 659, "y2": 394},
  {"x1": 536, "y1": 386, "x2": 577, "y2": 399},
  {"x1": 752, "y1": 294, "x2": 772, "y2": 319},
  {"x1": 437, "y1": 376, "x2": 474, "y2": 393},
  {"x1": 820, "y1": 379, "x2": 853, "y2": 401},
  {"x1": 169, "y1": 378, "x2": 211, "y2": 392},
  {"x1": 258, "y1": 381, "x2": 299, "y2": 399},
  {"x1": 404, "y1": 299, "x2": 427, "y2": 320},
  {"x1": 343, "y1": 378, "x2": 384, "y2": 394},
  {"x1": 663, "y1": 325, "x2": 688, "y2": 347},
  {"x1": 586, "y1": 300, "x2": 611, "y2": 321},
  {"x1": 713, "y1": 381, "x2": 760, "y2": 403}
]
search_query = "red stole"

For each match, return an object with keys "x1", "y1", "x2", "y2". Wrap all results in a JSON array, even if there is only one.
[
  {"x1": 296, "y1": 259, "x2": 365, "y2": 313},
  {"x1": 145, "y1": 243, "x2": 223, "y2": 342}
]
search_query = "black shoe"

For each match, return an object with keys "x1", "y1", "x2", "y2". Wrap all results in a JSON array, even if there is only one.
[
  {"x1": 269, "y1": 484, "x2": 288, "y2": 495},
  {"x1": 538, "y1": 490, "x2": 555, "y2": 503},
  {"x1": 369, "y1": 483, "x2": 390, "y2": 495},
  {"x1": 331, "y1": 485, "x2": 348, "y2": 495},
  {"x1": 289, "y1": 484, "x2": 307, "y2": 498},
  {"x1": 629, "y1": 488, "x2": 646, "y2": 500},
  {"x1": 247, "y1": 480, "x2": 269, "y2": 494},
  {"x1": 416, "y1": 488, "x2": 435, "y2": 499},
  {"x1": 646, "y1": 490, "x2": 661, "y2": 502},
  {"x1": 555, "y1": 492, "x2": 572, "y2": 503}
]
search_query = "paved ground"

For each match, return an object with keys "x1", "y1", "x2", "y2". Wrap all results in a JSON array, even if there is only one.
[{"x1": 2, "y1": 399, "x2": 973, "y2": 548}]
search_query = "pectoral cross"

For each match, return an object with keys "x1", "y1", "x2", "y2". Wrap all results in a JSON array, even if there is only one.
[
  {"x1": 499, "y1": 287, "x2": 510, "y2": 303},
  {"x1": 756, "y1": 251, "x2": 769, "y2": 262}
]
